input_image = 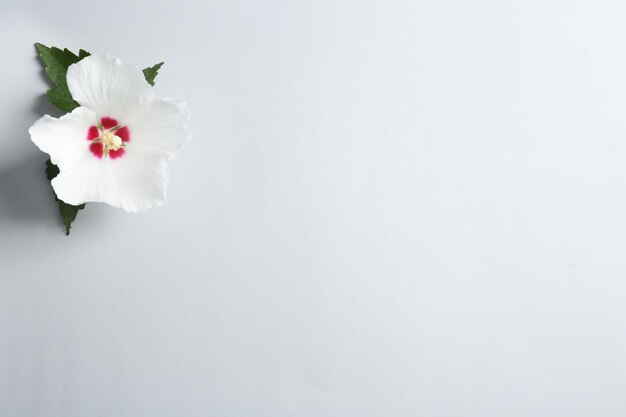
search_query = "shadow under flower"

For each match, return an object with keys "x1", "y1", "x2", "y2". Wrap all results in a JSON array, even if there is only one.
[
  {"x1": 0, "y1": 91, "x2": 67, "y2": 232},
  {"x1": 0, "y1": 153, "x2": 60, "y2": 230}
]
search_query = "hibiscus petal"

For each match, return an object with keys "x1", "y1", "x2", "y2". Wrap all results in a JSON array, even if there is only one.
[
  {"x1": 29, "y1": 107, "x2": 97, "y2": 171},
  {"x1": 126, "y1": 98, "x2": 191, "y2": 158},
  {"x1": 66, "y1": 54, "x2": 154, "y2": 118},
  {"x1": 51, "y1": 147, "x2": 170, "y2": 213}
]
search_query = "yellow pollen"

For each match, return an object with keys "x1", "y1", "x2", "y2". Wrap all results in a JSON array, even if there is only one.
[{"x1": 100, "y1": 131, "x2": 123, "y2": 151}]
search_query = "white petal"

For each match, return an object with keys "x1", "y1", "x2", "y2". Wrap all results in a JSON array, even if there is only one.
[
  {"x1": 66, "y1": 54, "x2": 154, "y2": 117},
  {"x1": 51, "y1": 147, "x2": 170, "y2": 213},
  {"x1": 126, "y1": 98, "x2": 191, "y2": 158},
  {"x1": 29, "y1": 106, "x2": 97, "y2": 171}
]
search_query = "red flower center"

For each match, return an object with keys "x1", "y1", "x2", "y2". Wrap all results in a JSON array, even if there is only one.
[{"x1": 86, "y1": 117, "x2": 131, "y2": 159}]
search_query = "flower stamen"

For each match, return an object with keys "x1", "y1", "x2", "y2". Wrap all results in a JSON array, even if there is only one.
[
  {"x1": 86, "y1": 117, "x2": 130, "y2": 159},
  {"x1": 99, "y1": 130, "x2": 124, "y2": 151}
]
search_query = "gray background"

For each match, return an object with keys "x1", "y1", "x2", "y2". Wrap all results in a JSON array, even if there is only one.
[{"x1": 2, "y1": 0, "x2": 626, "y2": 416}]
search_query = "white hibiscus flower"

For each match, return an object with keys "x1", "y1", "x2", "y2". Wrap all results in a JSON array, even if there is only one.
[{"x1": 29, "y1": 54, "x2": 191, "y2": 213}]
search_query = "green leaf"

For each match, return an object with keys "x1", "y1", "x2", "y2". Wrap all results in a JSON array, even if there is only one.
[
  {"x1": 143, "y1": 62, "x2": 164, "y2": 86},
  {"x1": 45, "y1": 158, "x2": 60, "y2": 180},
  {"x1": 58, "y1": 200, "x2": 85, "y2": 236},
  {"x1": 35, "y1": 43, "x2": 89, "y2": 113},
  {"x1": 35, "y1": 43, "x2": 82, "y2": 88},
  {"x1": 45, "y1": 159, "x2": 85, "y2": 235},
  {"x1": 46, "y1": 88, "x2": 79, "y2": 113}
]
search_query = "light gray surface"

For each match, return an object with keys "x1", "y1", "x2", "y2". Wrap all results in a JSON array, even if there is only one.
[{"x1": 2, "y1": 0, "x2": 626, "y2": 416}]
